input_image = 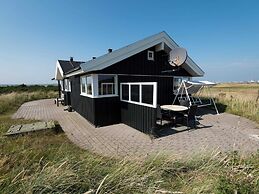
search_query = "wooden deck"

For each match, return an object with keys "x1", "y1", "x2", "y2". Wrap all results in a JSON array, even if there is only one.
[{"x1": 12, "y1": 99, "x2": 259, "y2": 158}]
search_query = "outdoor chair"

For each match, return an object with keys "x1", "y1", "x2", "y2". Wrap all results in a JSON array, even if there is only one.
[
  {"x1": 156, "y1": 105, "x2": 174, "y2": 125},
  {"x1": 176, "y1": 104, "x2": 198, "y2": 129},
  {"x1": 179, "y1": 99, "x2": 190, "y2": 107}
]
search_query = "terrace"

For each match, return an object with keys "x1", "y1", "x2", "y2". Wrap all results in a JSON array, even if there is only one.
[{"x1": 12, "y1": 99, "x2": 259, "y2": 158}]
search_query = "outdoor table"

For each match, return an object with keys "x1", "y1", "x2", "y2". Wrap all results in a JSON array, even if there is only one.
[{"x1": 160, "y1": 105, "x2": 188, "y2": 112}]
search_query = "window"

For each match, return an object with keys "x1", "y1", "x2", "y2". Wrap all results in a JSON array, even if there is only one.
[
  {"x1": 87, "y1": 76, "x2": 92, "y2": 95},
  {"x1": 173, "y1": 77, "x2": 191, "y2": 93},
  {"x1": 142, "y1": 85, "x2": 153, "y2": 105},
  {"x1": 147, "y1": 50, "x2": 154, "y2": 61},
  {"x1": 64, "y1": 79, "x2": 71, "y2": 91},
  {"x1": 60, "y1": 80, "x2": 64, "y2": 91},
  {"x1": 81, "y1": 77, "x2": 86, "y2": 93},
  {"x1": 131, "y1": 85, "x2": 140, "y2": 102},
  {"x1": 120, "y1": 82, "x2": 157, "y2": 108},
  {"x1": 121, "y1": 84, "x2": 129, "y2": 101},
  {"x1": 80, "y1": 75, "x2": 93, "y2": 96},
  {"x1": 98, "y1": 75, "x2": 116, "y2": 96}
]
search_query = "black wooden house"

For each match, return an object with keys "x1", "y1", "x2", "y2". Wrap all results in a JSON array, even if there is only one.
[{"x1": 54, "y1": 31, "x2": 204, "y2": 133}]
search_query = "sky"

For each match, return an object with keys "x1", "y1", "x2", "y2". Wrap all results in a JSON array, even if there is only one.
[{"x1": 0, "y1": 0, "x2": 259, "y2": 84}]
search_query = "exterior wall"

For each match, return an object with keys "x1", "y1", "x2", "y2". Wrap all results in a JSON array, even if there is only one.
[
  {"x1": 100, "y1": 47, "x2": 191, "y2": 77},
  {"x1": 70, "y1": 75, "x2": 121, "y2": 127},
  {"x1": 121, "y1": 102, "x2": 156, "y2": 133},
  {"x1": 63, "y1": 91, "x2": 71, "y2": 106},
  {"x1": 117, "y1": 75, "x2": 174, "y2": 133}
]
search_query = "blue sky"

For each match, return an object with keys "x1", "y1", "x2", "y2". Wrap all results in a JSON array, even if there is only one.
[{"x1": 0, "y1": 0, "x2": 259, "y2": 84}]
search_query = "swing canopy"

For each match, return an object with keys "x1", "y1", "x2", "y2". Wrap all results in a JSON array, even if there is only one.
[{"x1": 173, "y1": 80, "x2": 219, "y2": 114}]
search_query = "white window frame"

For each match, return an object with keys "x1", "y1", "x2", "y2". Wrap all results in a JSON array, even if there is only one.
[
  {"x1": 120, "y1": 82, "x2": 157, "y2": 108},
  {"x1": 64, "y1": 79, "x2": 71, "y2": 92},
  {"x1": 80, "y1": 74, "x2": 118, "y2": 98},
  {"x1": 147, "y1": 50, "x2": 154, "y2": 61},
  {"x1": 80, "y1": 75, "x2": 93, "y2": 97},
  {"x1": 97, "y1": 74, "x2": 118, "y2": 98}
]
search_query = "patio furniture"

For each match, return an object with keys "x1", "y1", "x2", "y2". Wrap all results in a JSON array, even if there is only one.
[
  {"x1": 160, "y1": 105, "x2": 188, "y2": 112},
  {"x1": 157, "y1": 105, "x2": 174, "y2": 125},
  {"x1": 176, "y1": 104, "x2": 198, "y2": 129}
]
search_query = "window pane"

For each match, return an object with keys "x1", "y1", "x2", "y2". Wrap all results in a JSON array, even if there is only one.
[
  {"x1": 98, "y1": 75, "x2": 115, "y2": 95},
  {"x1": 122, "y1": 84, "x2": 129, "y2": 101},
  {"x1": 131, "y1": 85, "x2": 140, "y2": 102},
  {"x1": 142, "y1": 85, "x2": 153, "y2": 105},
  {"x1": 86, "y1": 76, "x2": 92, "y2": 95},
  {"x1": 81, "y1": 77, "x2": 86, "y2": 93}
]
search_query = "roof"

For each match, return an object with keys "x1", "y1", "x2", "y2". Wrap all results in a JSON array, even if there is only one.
[
  {"x1": 79, "y1": 31, "x2": 204, "y2": 77},
  {"x1": 55, "y1": 59, "x2": 85, "y2": 80},
  {"x1": 58, "y1": 60, "x2": 84, "y2": 74}
]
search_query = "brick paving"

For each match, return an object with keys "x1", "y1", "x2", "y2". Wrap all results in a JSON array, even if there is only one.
[{"x1": 12, "y1": 99, "x2": 259, "y2": 158}]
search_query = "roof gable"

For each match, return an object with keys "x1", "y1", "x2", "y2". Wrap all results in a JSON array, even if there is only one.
[{"x1": 80, "y1": 31, "x2": 204, "y2": 77}]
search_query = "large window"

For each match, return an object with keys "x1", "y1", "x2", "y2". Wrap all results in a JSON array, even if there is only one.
[
  {"x1": 120, "y1": 82, "x2": 157, "y2": 108},
  {"x1": 81, "y1": 75, "x2": 93, "y2": 96},
  {"x1": 64, "y1": 79, "x2": 71, "y2": 91},
  {"x1": 98, "y1": 75, "x2": 116, "y2": 96}
]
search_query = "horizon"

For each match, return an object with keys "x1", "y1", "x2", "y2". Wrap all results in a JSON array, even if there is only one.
[{"x1": 1, "y1": 0, "x2": 259, "y2": 84}]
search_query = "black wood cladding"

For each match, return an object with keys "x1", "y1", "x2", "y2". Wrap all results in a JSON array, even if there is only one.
[{"x1": 64, "y1": 46, "x2": 190, "y2": 133}]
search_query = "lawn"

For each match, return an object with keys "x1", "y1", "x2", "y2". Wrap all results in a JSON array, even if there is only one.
[{"x1": 0, "y1": 85, "x2": 258, "y2": 193}]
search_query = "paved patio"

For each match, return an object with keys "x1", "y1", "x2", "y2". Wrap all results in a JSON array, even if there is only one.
[{"x1": 12, "y1": 99, "x2": 259, "y2": 158}]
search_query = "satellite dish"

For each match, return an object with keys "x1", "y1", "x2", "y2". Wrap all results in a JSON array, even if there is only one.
[{"x1": 169, "y1": 48, "x2": 187, "y2": 66}]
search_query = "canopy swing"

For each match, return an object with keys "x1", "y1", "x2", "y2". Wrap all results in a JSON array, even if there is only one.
[{"x1": 172, "y1": 80, "x2": 219, "y2": 114}]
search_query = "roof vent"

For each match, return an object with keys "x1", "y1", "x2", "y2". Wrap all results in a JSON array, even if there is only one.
[
  {"x1": 70, "y1": 57, "x2": 73, "y2": 62},
  {"x1": 108, "y1": 48, "x2": 112, "y2": 53},
  {"x1": 92, "y1": 57, "x2": 96, "y2": 60}
]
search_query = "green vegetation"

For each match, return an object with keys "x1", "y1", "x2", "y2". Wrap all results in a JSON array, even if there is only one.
[
  {"x1": 200, "y1": 83, "x2": 259, "y2": 124},
  {"x1": 0, "y1": 85, "x2": 258, "y2": 193},
  {"x1": 0, "y1": 85, "x2": 58, "y2": 115}
]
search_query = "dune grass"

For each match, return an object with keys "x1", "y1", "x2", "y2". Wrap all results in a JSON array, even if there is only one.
[
  {"x1": 199, "y1": 83, "x2": 259, "y2": 123},
  {"x1": 0, "y1": 85, "x2": 258, "y2": 193}
]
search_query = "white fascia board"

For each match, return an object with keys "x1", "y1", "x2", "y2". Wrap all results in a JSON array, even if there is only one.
[
  {"x1": 55, "y1": 61, "x2": 64, "y2": 80},
  {"x1": 64, "y1": 69, "x2": 84, "y2": 78}
]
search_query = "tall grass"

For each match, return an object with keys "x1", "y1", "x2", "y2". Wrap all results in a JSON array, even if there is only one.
[
  {"x1": 0, "y1": 91, "x2": 57, "y2": 114},
  {"x1": 199, "y1": 83, "x2": 259, "y2": 123},
  {"x1": 0, "y1": 85, "x2": 258, "y2": 193}
]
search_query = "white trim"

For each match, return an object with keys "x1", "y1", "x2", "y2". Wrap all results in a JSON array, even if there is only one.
[
  {"x1": 65, "y1": 69, "x2": 84, "y2": 78},
  {"x1": 147, "y1": 50, "x2": 154, "y2": 61},
  {"x1": 64, "y1": 78, "x2": 71, "y2": 92},
  {"x1": 120, "y1": 82, "x2": 157, "y2": 108},
  {"x1": 55, "y1": 61, "x2": 64, "y2": 80},
  {"x1": 80, "y1": 74, "x2": 118, "y2": 99},
  {"x1": 80, "y1": 31, "x2": 204, "y2": 77}
]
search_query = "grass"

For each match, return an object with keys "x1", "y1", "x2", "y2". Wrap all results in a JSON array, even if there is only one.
[
  {"x1": 199, "y1": 83, "x2": 259, "y2": 123},
  {"x1": 0, "y1": 85, "x2": 258, "y2": 193}
]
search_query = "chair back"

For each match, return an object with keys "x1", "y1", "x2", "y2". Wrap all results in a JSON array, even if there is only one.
[
  {"x1": 188, "y1": 104, "x2": 198, "y2": 119},
  {"x1": 179, "y1": 99, "x2": 190, "y2": 107},
  {"x1": 156, "y1": 105, "x2": 162, "y2": 119}
]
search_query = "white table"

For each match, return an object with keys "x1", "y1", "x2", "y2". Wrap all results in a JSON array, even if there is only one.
[{"x1": 161, "y1": 105, "x2": 188, "y2": 112}]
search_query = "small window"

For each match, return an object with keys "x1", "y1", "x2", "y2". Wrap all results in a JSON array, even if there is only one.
[
  {"x1": 142, "y1": 85, "x2": 153, "y2": 105},
  {"x1": 86, "y1": 76, "x2": 92, "y2": 95},
  {"x1": 81, "y1": 77, "x2": 86, "y2": 93},
  {"x1": 80, "y1": 75, "x2": 93, "y2": 96},
  {"x1": 121, "y1": 84, "x2": 129, "y2": 101},
  {"x1": 98, "y1": 75, "x2": 116, "y2": 95},
  {"x1": 131, "y1": 85, "x2": 140, "y2": 102},
  {"x1": 147, "y1": 50, "x2": 154, "y2": 61},
  {"x1": 64, "y1": 79, "x2": 71, "y2": 91}
]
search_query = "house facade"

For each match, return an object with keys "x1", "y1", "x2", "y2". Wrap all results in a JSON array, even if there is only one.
[{"x1": 54, "y1": 31, "x2": 204, "y2": 133}]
